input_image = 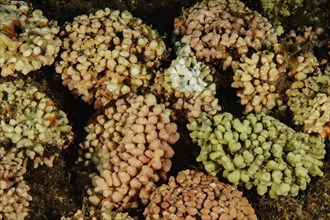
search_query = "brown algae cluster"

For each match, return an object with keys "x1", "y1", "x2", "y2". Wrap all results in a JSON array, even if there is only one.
[
  {"x1": 79, "y1": 94, "x2": 180, "y2": 210},
  {"x1": 187, "y1": 112, "x2": 325, "y2": 197},
  {"x1": 55, "y1": 8, "x2": 167, "y2": 109},
  {"x1": 0, "y1": 0, "x2": 62, "y2": 76},
  {"x1": 0, "y1": 79, "x2": 73, "y2": 219},
  {"x1": 144, "y1": 169, "x2": 257, "y2": 220}
]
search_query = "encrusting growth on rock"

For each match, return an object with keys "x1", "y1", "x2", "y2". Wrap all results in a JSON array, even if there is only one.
[
  {"x1": 174, "y1": 0, "x2": 283, "y2": 70},
  {"x1": 55, "y1": 8, "x2": 167, "y2": 109},
  {"x1": 151, "y1": 45, "x2": 221, "y2": 122},
  {"x1": 79, "y1": 93, "x2": 180, "y2": 210},
  {"x1": 144, "y1": 169, "x2": 257, "y2": 220},
  {"x1": 61, "y1": 205, "x2": 135, "y2": 220},
  {"x1": 0, "y1": 0, "x2": 62, "y2": 76},
  {"x1": 0, "y1": 79, "x2": 74, "y2": 219},
  {"x1": 187, "y1": 112, "x2": 326, "y2": 197}
]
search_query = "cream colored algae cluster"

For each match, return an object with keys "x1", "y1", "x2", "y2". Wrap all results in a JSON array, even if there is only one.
[
  {"x1": 61, "y1": 205, "x2": 135, "y2": 220},
  {"x1": 55, "y1": 8, "x2": 167, "y2": 109},
  {"x1": 286, "y1": 70, "x2": 330, "y2": 137},
  {"x1": 0, "y1": 0, "x2": 61, "y2": 76},
  {"x1": 231, "y1": 51, "x2": 287, "y2": 113},
  {"x1": 0, "y1": 149, "x2": 31, "y2": 220},
  {"x1": 79, "y1": 94, "x2": 179, "y2": 210},
  {"x1": 0, "y1": 177, "x2": 31, "y2": 220},
  {"x1": 0, "y1": 79, "x2": 74, "y2": 219},
  {"x1": 144, "y1": 169, "x2": 257, "y2": 220},
  {"x1": 0, "y1": 79, "x2": 74, "y2": 168},
  {"x1": 187, "y1": 112, "x2": 325, "y2": 197}
]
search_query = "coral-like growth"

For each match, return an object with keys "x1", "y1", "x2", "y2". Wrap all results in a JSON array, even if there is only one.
[
  {"x1": 0, "y1": 149, "x2": 31, "y2": 220},
  {"x1": 0, "y1": 177, "x2": 32, "y2": 220},
  {"x1": 231, "y1": 51, "x2": 287, "y2": 113},
  {"x1": 187, "y1": 112, "x2": 325, "y2": 197},
  {"x1": 0, "y1": 79, "x2": 74, "y2": 168},
  {"x1": 144, "y1": 169, "x2": 257, "y2": 220},
  {"x1": 79, "y1": 94, "x2": 179, "y2": 210},
  {"x1": 151, "y1": 45, "x2": 221, "y2": 122},
  {"x1": 55, "y1": 8, "x2": 167, "y2": 109},
  {"x1": 174, "y1": 0, "x2": 283, "y2": 69},
  {"x1": 286, "y1": 70, "x2": 330, "y2": 138},
  {"x1": 0, "y1": 0, "x2": 61, "y2": 76},
  {"x1": 61, "y1": 205, "x2": 135, "y2": 220}
]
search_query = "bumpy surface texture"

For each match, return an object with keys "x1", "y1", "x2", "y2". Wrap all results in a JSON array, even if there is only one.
[
  {"x1": 55, "y1": 8, "x2": 167, "y2": 109},
  {"x1": 79, "y1": 94, "x2": 179, "y2": 210},
  {"x1": 286, "y1": 70, "x2": 330, "y2": 137},
  {"x1": 144, "y1": 169, "x2": 257, "y2": 220},
  {"x1": 0, "y1": 79, "x2": 74, "y2": 168},
  {"x1": 61, "y1": 205, "x2": 135, "y2": 220},
  {"x1": 0, "y1": 79, "x2": 73, "y2": 219},
  {"x1": 187, "y1": 112, "x2": 325, "y2": 197},
  {"x1": 174, "y1": 0, "x2": 283, "y2": 69},
  {"x1": 152, "y1": 45, "x2": 220, "y2": 122},
  {"x1": 0, "y1": 149, "x2": 31, "y2": 220},
  {"x1": 231, "y1": 51, "x2": 287, "y2": 113},
  {"x1": 0, "y1": 0, "x2": 61, "y2": 76}
]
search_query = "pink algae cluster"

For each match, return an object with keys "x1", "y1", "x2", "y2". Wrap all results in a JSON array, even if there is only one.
[
  {"x1": 144, "y1": 169, "x2": 257, "y2": 220},
  {"x1": 173, "y1": 0, "x2": 329, "y2": 138},
  {"x1": 79, "y1": 94, "x2": 180, "y2": 210},
  {"x1": 55, "y1": 8, "x2": 167, "y2": 109},
  {"x1": 174, "y1": 0, "x2": 283, "y2": 70}
]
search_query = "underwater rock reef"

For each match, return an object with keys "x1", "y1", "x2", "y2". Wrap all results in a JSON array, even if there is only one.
[{"x1": 0, "y1": 0, "x2": 329, "y2": 219}]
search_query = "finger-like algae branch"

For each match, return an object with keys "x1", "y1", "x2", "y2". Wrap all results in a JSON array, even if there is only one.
[{"x1": 187, "y1": 112, "x2": 326, "y2": 198}]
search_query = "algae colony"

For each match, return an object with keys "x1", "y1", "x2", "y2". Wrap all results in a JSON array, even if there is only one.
[{"x1": 0, "y1": 0, "x2": 329, "y2": 219}]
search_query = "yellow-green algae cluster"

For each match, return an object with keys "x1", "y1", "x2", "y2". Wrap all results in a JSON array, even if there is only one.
[
  {"x1": 187, "y1": 112, "x2": 325, "y2": 198},
  {"x1": 260, "y1": 0, "x2": 304, "y2": 24}
]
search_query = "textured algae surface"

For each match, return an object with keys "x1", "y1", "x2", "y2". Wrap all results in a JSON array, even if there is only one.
[{"x1": 1, "y1": 0, "x2": 329, "y2": 219}]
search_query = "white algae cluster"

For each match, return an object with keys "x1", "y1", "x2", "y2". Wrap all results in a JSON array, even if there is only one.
[{"x1": 152, "y1": 45, "x2": 221, "y2": 122}]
